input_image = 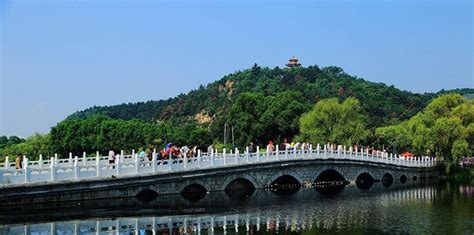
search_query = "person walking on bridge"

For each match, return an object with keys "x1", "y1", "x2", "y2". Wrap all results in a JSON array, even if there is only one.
[
  {"x1": 15, "y1": 154, "x2": 23, "y2": 175},
  {"x1": 267, "y1": 141, "x2": 275, "y2": 153}
]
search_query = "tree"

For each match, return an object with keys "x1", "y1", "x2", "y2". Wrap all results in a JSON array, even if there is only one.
[
  {"x1": 375, "y1": 125, "x2": 410, "y2": 154},
  {"x1": 297, "y1": 97, "x2": 369, "y2": 146},
  {"x1": 375, "y1": 93, "x2": 474, "y2": 173}
]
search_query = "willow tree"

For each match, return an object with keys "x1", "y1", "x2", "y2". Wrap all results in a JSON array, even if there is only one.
[{"x1": 297, "y1": 97, "x2": 369, "y2": 146}]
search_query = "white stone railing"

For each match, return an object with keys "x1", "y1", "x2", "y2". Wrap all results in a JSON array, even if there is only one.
[{"x1": 0, "y1": 145, "x2": 436, "y2": 186}]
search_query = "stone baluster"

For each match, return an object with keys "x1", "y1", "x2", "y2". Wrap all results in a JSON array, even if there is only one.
[
  {"x1": 82, "y1": 152, "x2": 87, "y2": 166},
  {"x1": 50, "y1": 157, "x2": 56, "y2": 181},
  {"x1": 266, "y1": 145, "x2": 270, "y2": 161},
  {"x1": 256, "y1": 146, "x2": 260, "y2": 162},
  {"x1": 235, "y1": 148, "x2": 239, "y2": 164},
  {"x1": 136, "y1": 153, "x2": 141, "y2": 173},
  {"x1": 276, "y1": 144, "x2": 280, "y2": 160},
  {"x1": 197, "y1": 150, "x2": 202, "y2": 168},
  {"x1": 210, "y1": 148, "x2": 214, "y2": 167},
  {"x1": 132, "y1": 149, "x2": 135, "y2": 161},
  {"x1": 4, "y1": 156, "x2": 9, "y2": 170},
  {"x1": 152, "y1": 150, "x2": 157, "y2": 172},
  {"x1": 23, "y1": 156, "x2": 29, "y2": 183},
  {"x1": 293, "y1": 145, "x2": 297, "y2": 158},
  {"x1": 55, "y1": 153, "x2": 59, "y2": 166},
  {"x1": 74, "y1": 156, "x2": 80, "y2": 179},
  {"x1": 246, "y1": 147, "x2": 250, "y2": 163},
  {"x1": 96, "y1": 153, "x2": 101, "y2": 177},
  {"x1": 223, "y1": 148, "x2": 227, "y2": 166},
  {"x1": 38, "y1": 154, "x2": 43, "y2": 168},
  {"x1": 183, "y1": 151, "x2": 188, "y2": 169},
  {"x1": 317, "y1": 144, "x2": 321, "y2": 158},
  {"x1": 116, "y1": 154, "x2": 121, "y2": 175},
  {"x1": 69, "y1": 152, "x2": 73, "y2": 167}
]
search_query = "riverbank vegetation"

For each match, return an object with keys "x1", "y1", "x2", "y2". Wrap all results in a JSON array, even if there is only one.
[{"x1": 1, "y1": 65, "x2": 473, "y2": 173}]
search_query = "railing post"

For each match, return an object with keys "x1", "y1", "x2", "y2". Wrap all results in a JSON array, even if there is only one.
[
  {"x1": 338, "y1": 146, "x2": 341, "y2": 158},
  {"x1": 96, "y1": 154, "x2": 101, "y2": 177},
  {"x1": 235, "y1": 148, "x2": 239, "y2": 164},
  {"x1": 197, "y1": 150, "x2": 202, "y2": 168},
  {"x1": 276, "y1": 145, "x2": 280, "y2": 161},
  {"x1": 82, "y1": 152, "x2": 87, "y2": 166},
  {"x1": 266, "y1": 146, "x2": 270, "y2": 161},
  {"x1": 23, "y1": 157, "x2": 29, "y2": 183},
  {"x1": 316, "y1": 144, "x2": 321, "y2": 158},
  {"x1": 152, "y1": 150, "x2": 157, "y2": 173},
  {"x1": 293, "y1": 146, "x2": 297, "y2": 159},
  {"x1": 183, "y1": 152, "x2": 188, "y2": 169},
  {"x1": 69, "y1": 152, "x2": 73, "y2": 167},
  {"x1": 256, "y1": 146, "x2": 260, "y2": 162},
  {"x1": 223, "y1": 148, "x2": 227, "y2": 166},
  {"x1": 211, "y1": 148, "x2": 214, "y2": 167},
  {"x1": 116, "y1": 154, "x2": 121, "y2": 175},
  {"x1": 74, "y1": 156, "x2": 80, "y2": 179},
  {"x1": 246, "y1": 147, "x2": 250, "y2": 163},
  {"x1": 54, "y1": 153, "x2": 59, "y2": 166},
  {"x1": 132, "y1": 149, "x2": 135, "y2": 161},
  {"x1": 4, "y1": 156, "x2": 9, "y2": 170},
  {"x1": 136, "y1": 153, "x2": 140, "y2": 173},
  {"x1": 39, "y1": 154, "x2": 43, "y2": 168},
  {"x1": 50, "y1": 157, "x2": 56, "y2": 182}
]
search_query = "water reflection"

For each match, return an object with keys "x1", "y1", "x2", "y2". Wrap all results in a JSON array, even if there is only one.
[{"x1": 1, "y1": 180, "x2": 472, "y2": 234}]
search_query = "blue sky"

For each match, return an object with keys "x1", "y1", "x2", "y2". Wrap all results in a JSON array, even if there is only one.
[{"x1": 1, "y1": 0, "x2": 473, "y2": 137}]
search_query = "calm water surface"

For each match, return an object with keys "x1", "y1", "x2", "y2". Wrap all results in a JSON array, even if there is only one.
[{"x1": 0, "y1": 181, "x2": 473, "y2": 234}]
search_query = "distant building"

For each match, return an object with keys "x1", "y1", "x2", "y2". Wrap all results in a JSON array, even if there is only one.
[{"x1": 286, "y1": 56, "x2": 301, "y2": 68}]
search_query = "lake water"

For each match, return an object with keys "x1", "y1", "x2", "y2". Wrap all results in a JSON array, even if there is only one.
[{"x1": 0, "y1": 181, "x2": 473, "y2": 234}]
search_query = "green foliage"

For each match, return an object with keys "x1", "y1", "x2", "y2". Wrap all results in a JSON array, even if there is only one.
[
  {"x1": 1, "y1": 134, "x2": 51, "y2": 161},
  {"x1": 376, "y1": 93, "x2": 474, "y2": 169},
  {"x1": 222, "y1": 91, "x2": 309, "y2": 147},
  {"x1": 297, "y1": 97, "x2": 369, "y2": 146},
  {"x1": 49, "y1": 115, "x2": 211, "y2": 156}
]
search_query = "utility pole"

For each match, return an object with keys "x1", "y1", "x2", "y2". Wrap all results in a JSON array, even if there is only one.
[
  {"x1": 224, "y1": 123, "x2": 227, "y2": 146},
  {"x1": 231, "y1": 125, "x2": 235, "y2": 149}
]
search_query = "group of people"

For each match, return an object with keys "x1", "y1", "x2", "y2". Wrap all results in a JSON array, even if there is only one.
[
  {"x1": 250, "y1": 138, "x2": 313, "y2": 153},
  {"x1": 107, "y1": 143, "x2": 200, "y2": 165}
]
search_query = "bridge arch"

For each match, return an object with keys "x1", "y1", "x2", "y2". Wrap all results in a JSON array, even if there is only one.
[
  {"x1": 222, "y1": 174, "x2": 258, "y2": 191},
  {"x1": 399, "y1": 175, "x2": 408, "y2": 184},
  {"x1": 135, "y1": 188, "x2": 159, "y2": 202},
  {"x1": 355, "y1": 172, "x2": 375, "y2": 190},
  {"x1": 314, "y1": 169, "x2": 346, "y2": 184},
  {"x1": 180, "y1": 183, "x2": 208, "y2": 202},
  {"x1": 267, "y1": 171, "x2": 303, "y2": 187},
  {"x1": 382, "y1": 173, "x2": 394, "y2": 187}
]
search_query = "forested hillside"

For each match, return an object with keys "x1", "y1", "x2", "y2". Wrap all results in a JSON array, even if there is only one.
[{"x1": 69, "y1": 65, "x2": 446, "y2": 127}]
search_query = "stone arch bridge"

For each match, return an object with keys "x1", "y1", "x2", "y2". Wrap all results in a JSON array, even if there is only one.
[{"x1": 0, "y1": 147, "x2": 438, "y2": 205}]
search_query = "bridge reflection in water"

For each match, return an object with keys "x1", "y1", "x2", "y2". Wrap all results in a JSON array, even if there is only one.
[{"x1": 0, "y1": 181, "x2": 441, "y2": 235}]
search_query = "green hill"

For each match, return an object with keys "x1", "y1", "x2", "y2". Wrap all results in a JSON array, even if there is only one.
[
  {"x1": 69, "y1": 65, "x2": 461, "y2": 126},
  {"x1": 64, "y1": 64, "x2": 472, "y2": 149}
]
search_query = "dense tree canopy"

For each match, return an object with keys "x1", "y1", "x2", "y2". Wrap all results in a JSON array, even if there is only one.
[
  {"x1": 221, "y1": 91, "x2": 309, "y2": 147},
  {"x1": 49, "y1": 115, "x2": 211, "y2": 157},
  {"x1": 297, "y1": 97, "x2": 369, "y2": 146},
  {"x1": 376, "y1": 93, "x2": 474, "y2": 171}
]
